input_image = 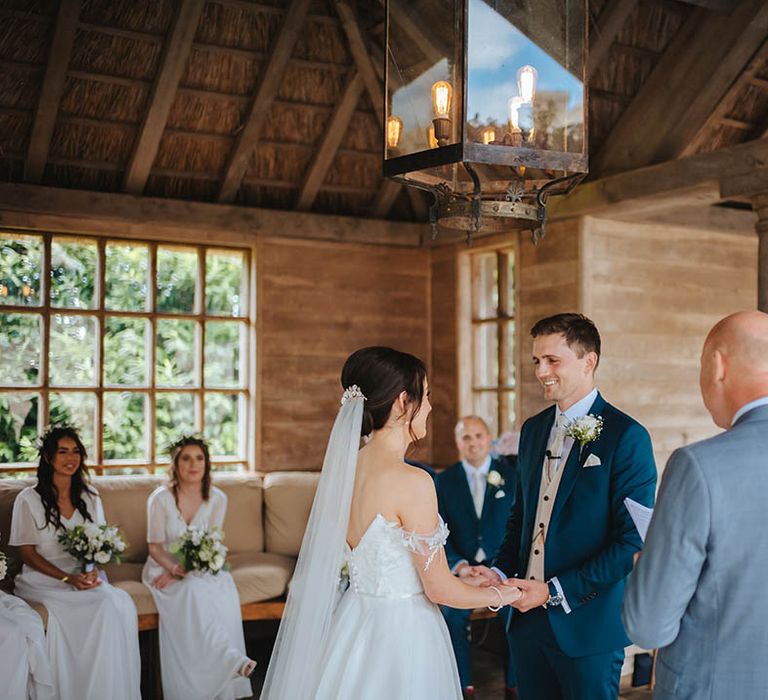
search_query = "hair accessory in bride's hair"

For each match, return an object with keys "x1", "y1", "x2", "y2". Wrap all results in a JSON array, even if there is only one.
[{"x1": 341, "y1": 384, "x2": 366, "y2": 405}]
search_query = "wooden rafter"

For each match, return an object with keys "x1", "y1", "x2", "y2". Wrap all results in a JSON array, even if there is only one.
[
  {"x1": 123, "y1": 0, "x2": 205, "y2": 195},
  {"x1": 595, "y1": 0, "x2": 768, "y2": 176},
  {"x1": 24, "y1": 0, "x2": 80, "y2": 183},
  {"x1": 217, "y1": 0, "x2": 313, "y2": 203},
  {"x1": 334, "y1": 0, "x2": 403, "y2": 218},
  {"x1": 680, "y1": 39, "x2": 768, "y2": 157},
  {"x1": 588, "y1": 0, "x2": 639, "y2": 78},
  {"x1": 296, "y1": 71, "x2": 365, "y2": 211}
]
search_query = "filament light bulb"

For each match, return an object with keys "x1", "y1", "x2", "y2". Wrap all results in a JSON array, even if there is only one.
[
  {"x1": 481, "y1": 127, "x2": 496, "y2": 145},
  {"x1": 431, "y1": 81, "x2": 453, "y2": 118},
  {"x1": 387, "y1": 115, "x2": 403, "y2": 149},
  {"x1": 517, "y1": 65, "x2": 538, "y2": 104}
]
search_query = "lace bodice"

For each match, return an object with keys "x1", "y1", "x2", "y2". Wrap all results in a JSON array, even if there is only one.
[{"x1": 345, "y1": 514, "x2": 449, "y2": 598}]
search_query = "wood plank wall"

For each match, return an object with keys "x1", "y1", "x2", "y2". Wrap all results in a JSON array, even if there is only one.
[
  {"x1": 518, "y1": 219, "x2": 581, "y2": 421},
  {"x1": 258, "y1": 238, "x2": 430, "y2": 470},
  {"x1": 429, "y1": 245, "x2": 459, "y2": 468},
  {"x1": 581, "y1": 216, "x2": 758, "y2": 471}
]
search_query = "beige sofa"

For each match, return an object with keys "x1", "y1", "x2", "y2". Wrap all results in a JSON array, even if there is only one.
[{"x1": 0, "y1": 471, "x2": 319, "y2": 629}]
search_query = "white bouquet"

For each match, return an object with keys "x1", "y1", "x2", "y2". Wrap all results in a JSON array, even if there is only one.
[
  {"x1": 58, "y1": 522, "x2": 127, "y2": 571},
  {"x1": 169, "y1": 526, "x2": 228, "y2": 575},
  {"x1": 0, "y1": 551, "x2": 7, "y2": 581}
]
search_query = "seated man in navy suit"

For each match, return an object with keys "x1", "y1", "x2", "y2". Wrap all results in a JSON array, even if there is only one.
[{"x1": 436, "y1": 416, "x2": 518, "y2": 700}]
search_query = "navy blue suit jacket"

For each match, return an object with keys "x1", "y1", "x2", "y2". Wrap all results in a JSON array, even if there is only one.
[
  {"x1": 437, "y1": 456, "x2": 517, "y2": 570},
  {"x1": 495, "y1": 393, "x2": 657, "y2": 657}
]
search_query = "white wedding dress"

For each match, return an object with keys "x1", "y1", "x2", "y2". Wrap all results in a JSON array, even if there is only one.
[
  {"x1": 0, "y1": 589, "x2": 55, "y2": 700},
  {"x1": 313, "y1": 513, "x2": 462, "y2": 699},
  {"x1": 142, "y1": 485, "x2": 252, "y2": 700},
  {"x1": 9, "y1": 487, "x2": 141, "y2": 700}
]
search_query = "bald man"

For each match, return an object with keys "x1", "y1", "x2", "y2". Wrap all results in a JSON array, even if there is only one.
[{"x1": 623, "y1": 311, "x2": 768, "y2": 700}]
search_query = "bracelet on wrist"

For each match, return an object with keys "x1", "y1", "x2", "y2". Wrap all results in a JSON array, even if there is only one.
[
  {"x1": 487, "y1": 585, "x2": 504, "y2": 612},
  {"x1": 59, "y1": 574, "x2": 70, "y2": 583}
]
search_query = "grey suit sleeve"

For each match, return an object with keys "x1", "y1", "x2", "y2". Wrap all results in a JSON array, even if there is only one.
[{"x1": 622, "y1": 447, "x2": 710, "y2": 650}]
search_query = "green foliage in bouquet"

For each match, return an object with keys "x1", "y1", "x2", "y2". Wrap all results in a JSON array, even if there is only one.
[{"x1": 169, "y1": 525, "x2": 228, "y2": 575}]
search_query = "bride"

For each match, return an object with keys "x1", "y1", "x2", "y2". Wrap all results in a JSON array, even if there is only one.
[{"x1": 261, "y1": 346, "x2": 521, "y2": 699}]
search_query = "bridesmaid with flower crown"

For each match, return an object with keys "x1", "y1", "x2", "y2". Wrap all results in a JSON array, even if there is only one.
[
  {"x1": 9, "y1": 426, "x2": 141, "y2": 700},
  {"x1": 142, "y1": 435, "x2": 255, "y2": 700}
]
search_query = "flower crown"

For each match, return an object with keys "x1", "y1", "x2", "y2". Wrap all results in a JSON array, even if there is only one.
[{"x1": 341, "y1": 385, "x2": 366, "y2": 405}]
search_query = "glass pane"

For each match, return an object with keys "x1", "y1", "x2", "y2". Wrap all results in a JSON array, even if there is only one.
[
  {"x1": 472, "y1": 252, "x2": 498, "y2": 320},
  {"x1": 105, "y1": 242, "x2": 150, "y2": 312},
  {"x1": 0, "y1": 232, "x2": 43, "y2": 307},
  {"x1": 103, "y1": 391, "x2": 148, "y2": 461},
  {"x1": 206, "y1": 249, "x2": 245, "y2": 317},
  {"x1": 473, "y1": 322, "x2": 498, "y2": 388},
  {"x1": 104, "y1": 317, "x2": 148, "y2": 386},
  {"x1": 205, "y1": 393, "x2": 242, "y2": 457},
  {"x1": 157, "y1": 246, "x2": 198, "y2": 314},
  {"x1": 212, "y1": 462, "x2": 245, "y2": 473},
  {"x1": 156, "y1": 319, "x2": 197, "y2": 387},
  {"x1": 50, "y1": 237, "x2": 97, "y2": 309},
  {"x1": 472, "y1": 391, "x2": 499, "y2": 438},
  {"x1": 155, "y1": 393, "x2": 196, "y2": 457},
  {"x1": 465, "y1": 0, "x2": 585, "y2": 156},
  {"x1": 505, "y1": 251, "x2": 515, "y2": 312},
  {"x1": 48, "y1": 392, "x2": 97, "y2": 457},
  {"x1": 0, "y1": 392, "x2": 39, "y2": 463},
  {"x1": 503, "y1": 320, "x2": 516, "y2": 387},
  {"x1": 205, "y1": 321, "x2": 245, "y2": 388},
  {"x1": 49, "y1": 314, "x2": 98, "y2": 387},
  {"x1": 503, "y1": 390, "x2": 516, "y2": 432},
  {"x1": 0, "y1": 313, "x2": 41, "y2": 386}
]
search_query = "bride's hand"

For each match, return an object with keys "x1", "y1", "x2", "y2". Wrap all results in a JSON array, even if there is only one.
[
  {"x1": 499, "y1": 584, "x2": 522, "y2": 606},
  {"x1": 457, "y1": 563, "x2": 494, "y2": 587},
  {"x1": 153, "y1": 571, "x2": 180, "y2": 589}
]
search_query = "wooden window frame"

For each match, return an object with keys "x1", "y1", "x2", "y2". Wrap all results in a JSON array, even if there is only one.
[
  {"x1": 0, "y1": 230, "x2": 255, "y2": 475},
  {"x1": 457, "y1": 236, "x2": 520, "y2": 435}
]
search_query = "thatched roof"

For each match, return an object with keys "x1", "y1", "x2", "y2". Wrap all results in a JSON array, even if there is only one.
[{"x1": 0, "y1": 0, "x2": 767, "y2": 221}]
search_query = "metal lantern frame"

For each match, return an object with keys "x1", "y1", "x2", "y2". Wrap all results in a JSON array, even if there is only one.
[{"x1": 383, "y1": 0, "x2": 589, "y2": 242}]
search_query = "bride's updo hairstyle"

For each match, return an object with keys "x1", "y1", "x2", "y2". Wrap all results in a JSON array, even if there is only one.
[{"x1": 341, "y1": 346, "x2": 427, "y2": 441}]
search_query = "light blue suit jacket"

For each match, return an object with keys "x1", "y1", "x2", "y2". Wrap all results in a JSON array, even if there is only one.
[{"x1": 623, "y1": 404, "x2": 768, "y2": 699}]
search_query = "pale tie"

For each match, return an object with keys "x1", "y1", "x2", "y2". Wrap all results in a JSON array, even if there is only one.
[
  {"x1": 546, "y1": 414, "x2": 569, "y2": 483},
  {"x1": 471, "y1": 469, "x2": 485, "y2": 518}
]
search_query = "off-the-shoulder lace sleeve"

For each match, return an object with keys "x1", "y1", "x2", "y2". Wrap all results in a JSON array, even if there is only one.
[{"x1": 400, "y1": 515, "x2": 450, "y2": 571}]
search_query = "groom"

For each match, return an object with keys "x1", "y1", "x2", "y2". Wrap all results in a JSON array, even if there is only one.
[{"x1": 475, "y1": 313, "x2": 657, "y2": 699}]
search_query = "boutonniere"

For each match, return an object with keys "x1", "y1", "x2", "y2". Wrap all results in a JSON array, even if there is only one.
[
  {"x1": 486, "y1": 470, "x2": 505, "y2": 488},
  {"x1": 566, "y1": 414, "x2": 604, "y2": 449}
]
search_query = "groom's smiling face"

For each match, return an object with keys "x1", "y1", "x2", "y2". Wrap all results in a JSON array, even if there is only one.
[{"x1": 532, "y1": 333, "x2": 597, "y2": 410}]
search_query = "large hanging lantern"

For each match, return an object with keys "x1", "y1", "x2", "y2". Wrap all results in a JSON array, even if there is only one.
[{"x1": 384, "y1": 0, "x2": 588, "y2": 242}]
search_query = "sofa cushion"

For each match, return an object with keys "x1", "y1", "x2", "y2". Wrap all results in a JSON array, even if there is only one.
[
  {"x1": 112, "y1": 578, "x2": 157, "y2": 616},
  {"x1": 97, "y1": 476, "x2": 164, "y2": 563},
  {"x1": 215, "y1": 475, "x2": 264, "y2": 554},
  {"x1": 229, "y1": 551, "x2": 295, "y2": 603},
  {"x1": 0, "y1": 479, "x2": 35, "y2": 583},
  {"x1": 263, "y1": 472, "x2": 320, "y2": 556}
]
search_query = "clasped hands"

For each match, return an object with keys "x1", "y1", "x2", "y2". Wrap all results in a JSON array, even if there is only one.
[
  {"x1": 153, "y1": 564, "x2": 187, "y2": 590},
  {"x1": 69, "y1": 568, "x2": 101, "y2": 591},
  {"x1": 457, "y1": 564, "x2": 550, "y2": 612}
]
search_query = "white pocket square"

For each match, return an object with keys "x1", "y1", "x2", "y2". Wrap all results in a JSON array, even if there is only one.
[
  {"x1": 494, "y1": 490, "x2": 505, "y2": 499},
  {"x1": 583, "y1": 454, "x2": 602, "y2": 468}
]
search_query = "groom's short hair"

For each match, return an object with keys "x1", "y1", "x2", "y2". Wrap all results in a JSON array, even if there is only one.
[{"x1": 531, "y1": 313, "x2": 601, "y2": 363}]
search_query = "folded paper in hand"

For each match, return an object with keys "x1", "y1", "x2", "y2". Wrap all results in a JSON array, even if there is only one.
[{"x1": 624, "y1": 497, "x2": 653, "y2": 543}]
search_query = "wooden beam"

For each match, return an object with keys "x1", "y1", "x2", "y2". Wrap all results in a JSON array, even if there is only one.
[
  {"x1": 595, "y1": 0, "x2": 768, "y2": 176},
  {"x1": 551, "y1": 138, "x2": 768, "y2": 220},
  {"x1": 296, "y1": 71, "x2": 365, "y2": 211},
  {"x1": 587, "y1": 0, "x2": 639, "y2": 78},
  {"x1": 681, "y1": 39, "x2": 768, "y2": 157},
  {"x1": 123, "y1": 0, "x2": 205, "y2": 195},
  {"x1": 335, "y1": 1, "x2": 403, "y2": 218},
  {"x1": 0, "y1": 182, "x2": 425, "y2": 248},
  {"x1": 334, "y1": 0, "x2": 384, "y2": 124},
  {"x1": 217, "y1": 0, "x2": 313, "y2": 203},
  {"x1": 24, "y1": 0, "x2": 80, "y2": 183},
  {"x1": 371, "y1": 180, "x2": 402, "y2": 218}
]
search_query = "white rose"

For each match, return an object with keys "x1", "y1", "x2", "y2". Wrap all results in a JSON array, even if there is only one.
[
  {"x1": 486, "y1": 471, "x2": 505, "y2": 488},
  {"x1": 94, "y1": 550, "x2": 111, "y2": 564},
  {"x1": 212, "y1": 555, "x2": 224, "y2": 571}
]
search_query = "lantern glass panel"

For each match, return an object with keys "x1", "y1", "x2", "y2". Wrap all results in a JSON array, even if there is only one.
[{"x1": 385, "y1": 0, "x2": 463, "y2": 161}]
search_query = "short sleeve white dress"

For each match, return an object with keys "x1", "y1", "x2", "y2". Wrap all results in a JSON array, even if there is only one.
[
  {"x1": 0, "y1": 540, "x2": 54, "y2": 700},
  {"x1": 142, "y1": 485, "x2": 252, "y2": 700},
  {"x1": 9, "y1": 486, "x2": 141, "y2": 700}
]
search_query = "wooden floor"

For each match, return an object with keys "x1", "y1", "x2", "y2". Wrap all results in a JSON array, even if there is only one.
[{"x1": 219, "y1": 620, "x2": 654, "y2": 700}]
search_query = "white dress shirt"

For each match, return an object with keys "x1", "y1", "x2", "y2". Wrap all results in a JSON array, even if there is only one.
[{"x1": 731, "y1": 395, "x2": 768, "y2": 426}]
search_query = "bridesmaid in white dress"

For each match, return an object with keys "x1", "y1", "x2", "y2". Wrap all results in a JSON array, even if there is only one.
[
  {"x1": 142, "y1": 436, "x2": 255, "y2": 700},
  {"x1": 1, "y1": 537, "x2": 55, "y2": 700},
  {"x1": 9, "y1": 426, "x2": 141, "y2": 700}
]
